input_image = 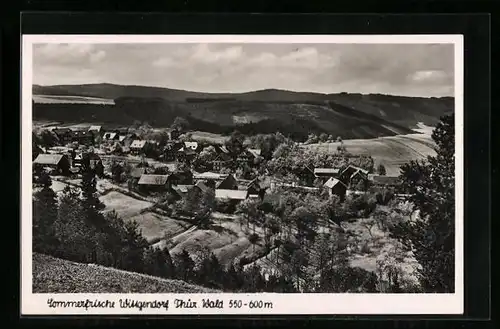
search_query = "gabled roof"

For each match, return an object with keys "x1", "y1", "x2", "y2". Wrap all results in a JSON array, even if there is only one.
[
  {"x1": 215, "y1": 189, "x2": 248, "y2": 200},
  {"x1": 130, "y1": 140, "x2": 147, "y2": 149},
  {"x1": 88, "y1": 125, "x2": 101, "y2": 132},
  {"x1": 118, "y1": 135, "x2": 126, "y2": 142},
  {"x1": 314, "y1": 168, "x2": 341, "y2": 175},
  {"x1": 138, "y1": 174, "x2": 170, "y2": 185},
  {"x1": 350, "y1": 169, "x2": 368, "y2": 180},
  {"x1": 158, "y1": 163, "x2": 177, "y2": 173},
  {"x1": 213, "y1": 153, "x2": 232, "y2": 162},
  {"x1": 324, "y1": 177, "x2": 347, "y2": 189},
  {"x1": 172, "y1": 184, "x2": 194, "y2": 194},
  {"x1": 368, "y1": 174, "x2": 400, "y2": 186},
  {"x1": 217, "y1": 145, "x2": 230, "y2": 154},
  {"x1": 342, "y1": 164, "x2": 369, "y2": 175},
  {"x1": 103, "y1": 132, "x2": 117, "y2": 140},
  {"x1": 216, "y1": 174, "x2": 237, "y2": 189},
  {"x1": 33, "y1": 154, "x2": 65, "y2": 165},
  {"x1": 195, "y1": 181, "x2": 214, "y2": 195},
  {"x1": 247, "y1": 148, "x2": 262, "y2": 157},
  {"x1": 184, "y1": 141, "x2": 199, "y2": 150}
]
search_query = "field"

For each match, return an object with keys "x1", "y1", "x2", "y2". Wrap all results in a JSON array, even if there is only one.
[
  {"x1": 33, "y1": 95, "x2": 115, "y2": 105},
  {"x1": 127, "y1": 212, "x2": 191, "y2": 244},
  {"x1": 304, "y1": 129, "x2": 436, "y2": 176},
  {"x1": 32, "y1": 252, "x2": 218, "y2": 293},
  {"x1": 100, "y1": 191, "x2": 153, "y2": 218},
  {"x1": 188, "y1": 131, "x2": 229, "y2": 144}
]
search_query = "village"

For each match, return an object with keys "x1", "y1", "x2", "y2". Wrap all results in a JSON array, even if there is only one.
[{"x1": 33, "y1": 123, "x2": 402, "y2": 206}]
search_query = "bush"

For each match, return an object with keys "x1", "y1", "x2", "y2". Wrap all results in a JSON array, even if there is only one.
[{"x1": 215, "y1": 199, "x2": 236, "y2": 214}]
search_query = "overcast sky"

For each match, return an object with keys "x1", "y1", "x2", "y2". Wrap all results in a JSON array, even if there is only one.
[{"x1": 32, "y1": 43, "x2": 455, "y2": 97}]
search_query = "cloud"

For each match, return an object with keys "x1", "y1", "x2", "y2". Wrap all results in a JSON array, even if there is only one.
[
  {"x1": 34, "y1": 43, "x2": 106, "y2": 66},
  {"x1": 33, "y1": 43, "x2": 455, "y2": 96},
  {"x1": 409, "y1": 70, "x2": 449, "y2": 83}
]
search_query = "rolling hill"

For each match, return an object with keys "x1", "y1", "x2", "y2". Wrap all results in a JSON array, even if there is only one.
[{"x1": 32, "y1": 83, "x2": 454, "y2": 140}]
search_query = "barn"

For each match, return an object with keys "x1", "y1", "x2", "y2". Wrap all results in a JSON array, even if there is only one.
[
  {"x1": 323, "y1": 177, "x2": 347, "y2": 199},
  {"x1": 33, "y1": 154, "x2": 71, "y2": 176}
]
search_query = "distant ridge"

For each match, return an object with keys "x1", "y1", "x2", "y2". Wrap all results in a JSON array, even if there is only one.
[
  {"x1": 32, "y1": 83, "x2": 454, "y2": 140},
  {"x1": 33, "y1": 83, "x2": 453, "y2": 102}
]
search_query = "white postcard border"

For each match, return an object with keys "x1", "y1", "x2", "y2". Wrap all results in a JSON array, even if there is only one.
[{"x1": 21, "y1": 34, "x2": 464, "y2": 315}]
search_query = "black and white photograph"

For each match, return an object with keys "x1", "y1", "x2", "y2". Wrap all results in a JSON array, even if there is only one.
[{"x1": 21, "y1": 34, "x2": 464, "y2": 315}]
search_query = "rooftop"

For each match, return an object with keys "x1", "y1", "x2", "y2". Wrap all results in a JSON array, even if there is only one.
[
  {"x1": 137, "y1": 174, "x2": 170, "y2": 185},
  {"x1": 193, "y1": 172, "x2": 228, "y2": 180},
  {"x1": 33, "y1": 154, "x2": 65, "y2": 165},
  {"x1": 172, "y1": 184, "x2": 194, "y2": 193},
  {"x1": 130, "y1": 140, "x2": 147, "y2": 149},
  {"x1": 324, "y1": 177, "x2": 347, "y2": 189},
  {"x1": 215, "y1": 189, "x2": 248, "y2": 200},
  {"x1": 314, "y1": 168, "x2": 341, "y2": 175}
]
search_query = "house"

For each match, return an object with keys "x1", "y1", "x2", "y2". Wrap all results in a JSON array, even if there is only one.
[
  {"x1": 314, "y1": 168, "x2": 341, "y2": 179},
  {"x1": 137, "y1": 174, "x2": 173, "y2": 191},
  {"x1": 103, "y1": 132, "x2": 119, "y2": 141},
  {"x1": 178, "y1": 148, "x2": 196, "y2": 163},
  {"x1": 216, "y1": 174, "x2": 239, "y2": 190},
  {"x1": 292, "y1": 165, "x2": 316, "y2": 187},
  {"x1": 88, "y1": 125, "x2": 102, "y2": 136},
  {"x1": 368, "y1": 174, "x2": 400, "y2": 187},
  {"x1": 349, "y1": 170, "x2": 369, "y2": 191},
  {"x1": 184, "y1": 141, "x2": 202, "y2": 153},
  {"x1": 193, "y1": 181, "x2": 214, "y2": 196},
  {"x1": 170, "y1": 169, "x2": 194, "y2": 185},
  {"x1": 162, "y1": 142, "x2": 183, "y2": 161},
  {"x1": 118, "y1": 133, "x2": 137, "y2": 147},
  {"x1": 239, "y1": 178, "x2": 264, "y2": 199},
  {"x1": 130, "y1": 140, "x2": 148, "y2": 154},
  {"x1": 339, "y1": 165, "x2": 369, "y2": 184},
  {"x1": 52, "y1": 128, "x2": 73, "y2": 145},
  {"x1": 33, "y1": 154, "x2": 71, "y2": 175},
  {"x1": 84, "y1": 152, "x2": 103, "y2": 170},
  {"x1": 171, "y1": 184, "x2": 195, "y2": 197},
  {"x1": 323, "y1": 177, "x2": 347, "y2": 199},
  {"x1": 212, "y1": 152, "x2": 233, "y2": 171},
  {"x1": 71, "y1": 130, "x2": 94, "y2": 145},
  {"x1": 237, "y1": 148, "x2": 261, "y2": 166},
  {"x1": 215, "y1": 189, "x2": 248, "y2": 201}
]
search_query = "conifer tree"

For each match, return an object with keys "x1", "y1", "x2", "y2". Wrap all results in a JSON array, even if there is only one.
[
  {"x1": 33, "y1": 173, "x2": 59, "y2": 254},
  {"x1": 394, "y1": 114, "x2": 455, "y2": 292}
]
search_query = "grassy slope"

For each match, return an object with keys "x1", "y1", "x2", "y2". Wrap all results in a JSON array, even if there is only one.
[
  {"x1": 32, "y1": 253, "x2": 218, "y2": 293},
  {"x1": 303, "y1": 132, "x2": 436, "y2": 176}
]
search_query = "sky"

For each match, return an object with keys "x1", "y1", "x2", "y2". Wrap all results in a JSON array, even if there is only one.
[{"x1": 32, "y1": 43, "x2": 455, "y2": 97}]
